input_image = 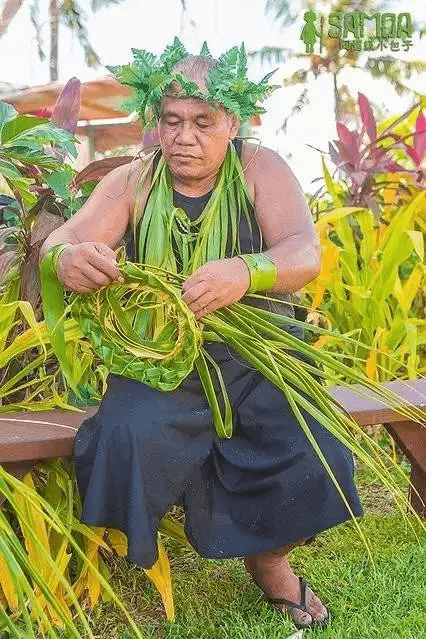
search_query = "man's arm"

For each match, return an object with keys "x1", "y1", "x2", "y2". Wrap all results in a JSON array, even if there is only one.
[
  {"x1": 182, "y1": 145, "x2": 320, "y2": 318},
  {"x1": 39, "y1": 162, "x2": 142, "y2": 292},
  {"x1": 247, "y1": 145, "x2": 321, "y2": 293}
]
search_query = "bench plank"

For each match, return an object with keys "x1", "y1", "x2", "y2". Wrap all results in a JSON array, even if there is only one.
[
  {"x1": 0, "y1": 379, "x2": 425, "y2": 515},
  {"x1": 328, "y1": 378, "x2": 426, "y2": 426},
  {"x1": 0, "y1": 381, "x2": 425, "y2": 463},
  {"x1": 0, "y1": 408, "x2": 98, "y2": 462}
]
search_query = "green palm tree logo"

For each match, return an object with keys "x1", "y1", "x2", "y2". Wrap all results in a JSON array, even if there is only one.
[{"x1": 300, "y1": 9, "x2": 321, "y2": 54}]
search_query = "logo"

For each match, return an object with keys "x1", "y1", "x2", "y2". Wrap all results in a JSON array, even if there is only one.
[{"x1": 300, "y1": 10, "x2": 414, "y2": 54}]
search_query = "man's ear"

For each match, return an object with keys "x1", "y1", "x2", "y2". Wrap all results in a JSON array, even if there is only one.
[{"x1": 229, "y1": 115, "x2": 240, "y2": 140}]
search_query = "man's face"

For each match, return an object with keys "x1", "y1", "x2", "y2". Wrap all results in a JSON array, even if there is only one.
[{"x1": 158, "y1": 97, "x2": 238, "y2": 186}]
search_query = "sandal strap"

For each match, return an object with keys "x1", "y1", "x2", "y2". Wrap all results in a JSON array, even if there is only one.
[
  {"x1": 251, "y1": 573, "x2": 331, "y2": 629},
  {"x1": 259, "y1": 577, "x2": 308, "y2": 612}
]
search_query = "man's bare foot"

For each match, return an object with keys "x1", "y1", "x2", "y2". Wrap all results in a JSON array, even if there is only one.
[{"x1": 245, "y1": 549, "x2": 329, "y2": 628}]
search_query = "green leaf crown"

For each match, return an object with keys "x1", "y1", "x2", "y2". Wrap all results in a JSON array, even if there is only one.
[{"x1": 107, "y1": 37, "x2": 279, "y2": 129}]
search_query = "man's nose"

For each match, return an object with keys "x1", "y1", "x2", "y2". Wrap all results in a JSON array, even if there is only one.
[{"x1": 176, "y1": 122, "x2": 197, "y2": 144}]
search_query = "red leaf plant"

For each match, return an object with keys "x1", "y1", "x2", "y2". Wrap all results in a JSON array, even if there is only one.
[{"x1": 325, "y1": 92, "x2": 425, "y2": 214}]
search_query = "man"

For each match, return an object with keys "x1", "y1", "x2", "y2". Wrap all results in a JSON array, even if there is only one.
[{"x1": 40, "y1": 41, "x2": 362, "y2": 630}]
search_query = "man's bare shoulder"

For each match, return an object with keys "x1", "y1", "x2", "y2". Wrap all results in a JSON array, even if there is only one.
[
  {"x1": 241, "y1": 143, "x2": 292, "y2": 179},
  {"x1": 95, "y1": 157, "x2": 146, "y2": 199},
  {"x1": 88, "y1": 152, "x2": 156, "y2": 218},
  {"x1": 241, "y1": 142, "x2": 304, "y2": 201}
]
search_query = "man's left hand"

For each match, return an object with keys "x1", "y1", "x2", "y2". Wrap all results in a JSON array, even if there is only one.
[{"x1": 182, "y1": 257, "x2": 250, "y2": 319}]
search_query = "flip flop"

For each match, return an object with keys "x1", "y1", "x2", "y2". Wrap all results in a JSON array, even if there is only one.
[{"x1": 253, "y1": 575, "x2": 331, "y2": 630}]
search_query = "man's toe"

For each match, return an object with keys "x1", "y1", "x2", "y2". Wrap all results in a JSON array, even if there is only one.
[
  {"x1": 287, "y1": 608, "x2": 313, "y2": 628},
  {"x1": 306, "y1": 589, "x2": 329, "y2": 622}
]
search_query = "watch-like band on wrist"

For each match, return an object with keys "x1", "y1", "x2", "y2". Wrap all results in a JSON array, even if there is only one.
[
  {"x1": 48, "y1": 243, "x2": 71, "y2": 277},
  {"x1": 238, "y1": 252, "x2": 278, "y2": 293}
]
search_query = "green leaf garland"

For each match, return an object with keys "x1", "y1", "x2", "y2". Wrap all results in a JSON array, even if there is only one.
[{"x1": 107, "y1": 37, "x2": 279, "y2": 128}]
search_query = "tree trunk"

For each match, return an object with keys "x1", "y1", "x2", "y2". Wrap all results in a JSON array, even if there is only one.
[
  {"x1": 333, "y1": 68, "x2": 341, "y2": 123},
  {"x1": 49, "y1": 0, "x2": 59, "y2": 81},
  {"x1": 0, "y1": 0, "x2": 25, "y2": 39}
]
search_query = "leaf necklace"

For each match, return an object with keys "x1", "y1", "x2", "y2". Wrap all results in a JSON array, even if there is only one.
[{"x1": 133, "y1": 141, "x2": 254, "y2": 276}]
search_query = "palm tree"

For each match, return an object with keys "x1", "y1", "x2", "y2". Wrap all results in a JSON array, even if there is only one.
[
  {"x1": 0, "y1": 0, "x2": 126, "y2": 81},
  {"x1": 251, "y1": 0, "x2": 426, "y2": 124}
]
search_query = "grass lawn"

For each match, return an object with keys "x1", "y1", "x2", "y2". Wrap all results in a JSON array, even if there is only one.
[{"x1": 83, "y1": 460, "x2": 426, "y2": 639}]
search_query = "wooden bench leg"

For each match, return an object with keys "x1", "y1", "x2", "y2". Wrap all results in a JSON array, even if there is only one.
[
  {"x1": 384, "y1": 421, "x2": 426, "y2": 518},
  {"x1": 2, "y1": 460, "x2": 35, "y2": 480},
  {"x1": 409, "y1": 462, "x2": 426, "y2": 517}
]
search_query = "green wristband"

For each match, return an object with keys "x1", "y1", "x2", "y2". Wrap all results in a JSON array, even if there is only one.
[
  {"x1": 238, "y1": 253, "x2": 278, "y2": 293},
  {"x1": 48, "y1": 243, "x2": 71, "y2": 277}
]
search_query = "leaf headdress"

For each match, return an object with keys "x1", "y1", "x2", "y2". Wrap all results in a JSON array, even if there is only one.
[{"x1": 107, "y1": 37, "x2": 278, "y2": 129}]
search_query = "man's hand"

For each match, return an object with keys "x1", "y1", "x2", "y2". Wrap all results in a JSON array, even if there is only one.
[
  {"x1": 182, "y1": 257, "x2": 250, "y2": 319},
  {"x1": 56, "y1": 242, "x2": 124, "y2": 292}
]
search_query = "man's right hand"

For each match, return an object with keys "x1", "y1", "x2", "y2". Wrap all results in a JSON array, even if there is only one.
[{"x1": 56, "y1": 242, "x2": 124, "y2": 292}]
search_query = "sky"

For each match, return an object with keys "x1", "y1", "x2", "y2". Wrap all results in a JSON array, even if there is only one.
[{"x1": 0, "y1": 0, "x2": 425, "y2": 192}]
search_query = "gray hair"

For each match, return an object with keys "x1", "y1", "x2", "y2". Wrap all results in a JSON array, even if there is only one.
[
  {"x1": 156, "y1": 55, "x2": 231, "y2": 119},
  {"x1": 169, "y1": 55, "x2": 218, "y2": 94}
]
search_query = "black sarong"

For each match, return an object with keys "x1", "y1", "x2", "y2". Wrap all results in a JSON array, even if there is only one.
[{"x1": 73, "y1": 338, "x2": 362, "y2": 567}]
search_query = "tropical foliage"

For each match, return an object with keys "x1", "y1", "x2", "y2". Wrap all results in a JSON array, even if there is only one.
[
  {"x1": 0, "y1": 88, "x2": 183, "y2": 635},
  {"x1": 0, "y1": 80, "x2": 132, "y2": 410},
  {"x1": 0, "y1": 453, "x2": 190, "y2": 636},
  {"x1": 0, "y1": 95, "x2": 111, "y2": 410},
  {"x1": 0, "y1": 297, "x2": 106, "y2": 412},
  {"x1": 0, "y1": 461, "x2": 146, "y2": 639},
  {"x1": 305, "y1": 92, "x2": 426, "y2": 383},
  {"x1": 0, "y1": 78, "x2": 81, "y2": 316}
]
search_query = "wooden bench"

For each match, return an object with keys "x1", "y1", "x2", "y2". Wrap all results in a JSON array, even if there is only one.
[{"x1": 1, "y1": 379, "x2": 425, "y2": 515}]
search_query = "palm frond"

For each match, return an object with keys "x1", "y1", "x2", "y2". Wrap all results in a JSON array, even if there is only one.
[
  {"x1": 265, "y1": 0, "x2": 293, "y2": 27},
  {"x1": 59, "y1": 0, "x2": 100, "y2": 67},
  {"x1": 90, "y1": 0, "x2": 123, "y2": 9},
  {"x1": 29, "y1": 0, "x2": 45, "y2": 60}
]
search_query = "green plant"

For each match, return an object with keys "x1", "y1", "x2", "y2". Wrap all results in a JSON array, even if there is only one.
[
  {"x1": 316, "y1": 93, "x2": 425, "y2": 214},
  {"x1": 0, "y1": 461, "x2": 149, "y2": 639},
  {"x1": 0, "y1": 83, "x2": 80, "y2": 312},
  {"x1": 0, "y1": 297, "x2": 107, "y2": 412},
  {"x1": 0, "y1": 83, "x2": 154, "y2": 637},
  {"x1": 0, "y1": 426, "x2": 189, "y2": 636},
  {"x1": 305, "y1": 93, "x2": 425, "y2": 382}
]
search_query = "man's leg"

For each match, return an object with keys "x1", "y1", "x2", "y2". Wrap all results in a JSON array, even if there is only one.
[{"x1": 244, "y1": 542, "x2": 329, "y2": 627}]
